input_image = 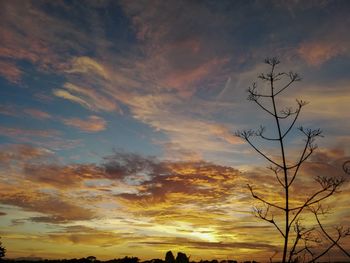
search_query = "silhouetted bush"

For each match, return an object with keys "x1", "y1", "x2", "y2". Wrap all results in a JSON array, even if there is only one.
[
  {"x1": 0, "y1": 238, "x2": 6, "y2": 261},
  {"x1": 175, "y1": 253, "x2": 188, "y2": 263},
  {"x1": 165, "y1": 252, "x2": 175, "y2": 263}
]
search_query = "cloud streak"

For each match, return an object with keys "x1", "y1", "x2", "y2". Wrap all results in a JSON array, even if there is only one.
[{"x1": 62, "y1": 115, "x2": 107, "y2": 132}]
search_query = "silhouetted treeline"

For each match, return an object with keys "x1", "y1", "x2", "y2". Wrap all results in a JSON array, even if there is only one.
[
  {"x1": 0, "y1": 251, "x2": 259, "y2": 263},
  {"x1": 1, "y1": 259, "x2": 256, "y2": 263}
]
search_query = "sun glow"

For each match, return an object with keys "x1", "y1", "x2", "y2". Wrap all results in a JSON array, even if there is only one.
[{"x1": 189, "y1": 229, "x2": 218, "y2": 242}]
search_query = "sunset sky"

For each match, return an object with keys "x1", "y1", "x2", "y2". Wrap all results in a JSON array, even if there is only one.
[{"x1": 0, "y1": 0, "x2": 350, "y2": 261}]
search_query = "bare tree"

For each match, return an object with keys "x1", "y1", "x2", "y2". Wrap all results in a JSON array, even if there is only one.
[{"x1": 236, "y1": 58, "x2": 348, "y2": 262}]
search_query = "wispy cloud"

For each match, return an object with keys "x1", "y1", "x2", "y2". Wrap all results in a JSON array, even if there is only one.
[
  {"x1": 296, "y1": 6, "x2": 350, "y2": 66},
  {"x1": 298, "y1": 40, "x2": 348, "y2": 66},
  {"x1": 0, "y1": 60, "x2": 22, "y2": 83},
  {"x1": 62, "y1": 115, "x2": 107, "y2": 132},
  {"x1": 23, "y1": 108, "x2": 52, "y2": 120},
  {"x1": 54, "y1": 82, "x2": 119, "y2": 112},
  {"x1": 65, "y1": 56, "x2": 110, "y2": 80},
  {"x1": 48, "y1": 225, "x2": 131, "y2": 246},
  {"x1": 0, "y1": 126, "x2": 60, "y2": 138},
  {"x1": 0, "y1": 189, "x2": 95, "y2": 223}
]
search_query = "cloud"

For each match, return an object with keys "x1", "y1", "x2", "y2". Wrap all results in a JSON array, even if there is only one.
[
  {"x1": 300, "y1": 87, "x2": 350, "y2": 121},
  {"x1": 0, "y1": 126, "x2": 60, "y2": 138},
  {"x1": 119, "y1": 0, "x2": 306, "y2": 98},
  {"x1": 62, "y1": 115, "x2": 107, "y2": 132},
  {"x1": 0, "y1": 189, "x2": 95, "y2": 223},
  {"x1": 296, "y1": 6, "x2": 350, "y2": 66},
  {"x1": 0, "y1": 126, "x2": 80, "y2": 151},
  {"x1": 0, "y1": 144, "x2": 52, "y2": 165},
  {"x1": 48, "y1": 225, "x2": 130, "y2": 246},
  {"x1": 139, "y1": 237, "x2": 277, "y2": 251},
  {"x1": 0, "y1": 105, "x2": 52, "y2": 120},
  {"x1": 0, "y1": 1, "x2": 236, "y2": 160},
  {"x1": 0, "y1": 104, "x2": 18, "y2": 117},
  {"x1": 23, "y1": 162, "x2": 108, "y2": 190},
  {"x1": 300, "y1": 147, "x2": 349, "y2": 180},
  {"x1": 0, "y1": 148, "x2": 245, "y2": 226},
  {"x1": 23, "y1": 108, "x2": 52, "y2": 120},
  {"x1": 124, "y1": 94, "x2": 242, "y2": 160},
  {"x1": 65, "y1": 56, "x2": 109, "y2": 79},
  {"x1": 54, "y1": 82, "x2": 119, "y2": 112},
  {"x1": 53, "y1": 89, "x2": 92, "y2": 109},
  {"x1": 298, "y1": 41, "x2": 348, "y2": 66},
  {"x1": 0, "y1": 60, "x2": 22, "y2": 83},
  {"x1": 102, "y1": 152, "x2": 245, "y2": 224}
]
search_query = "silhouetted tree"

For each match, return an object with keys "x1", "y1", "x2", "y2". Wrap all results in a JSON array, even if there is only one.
[
  {"x1": 343, "y1": 160, "x2": 350, "y2": 175},
  {"x1": 0, "y1": 237, "x2": 5, "y2": 260},
  {"x1": 236, "y1": 58, "x2": 348, "y2": 262},
  {"x1": 175, "y1": 252, "x2": 189, "y2": 263},
  {"x1": 86, "y1": 256, "x2": 96, "y2": 263},
  {"x1": 165, "y1": 251, "x2": 175, "y2": 263},
  {"x1": 120, "y1": 257, "x2": 139, "y2": 263}
]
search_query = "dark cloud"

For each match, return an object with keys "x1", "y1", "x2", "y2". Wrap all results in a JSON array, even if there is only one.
[
  {"x1": 23, "y1": 163, "x2": 105, "y2": 189},
  {"x1": 103, "y1": 152, "x2": 240, "y2": 203},
  {"x1": 0, "y1": 190, "x2": 95, "y2": 223}
]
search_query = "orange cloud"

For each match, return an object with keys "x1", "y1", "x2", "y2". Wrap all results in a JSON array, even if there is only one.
[
  {"x1": 65, "y1": 57, "x2": 109, "y2": 80},
  {"x1": 54, "y1": 82, "x2": 119, "y2": 112},
  {"x1": 0, "y1": 60, "x2": 22, "y2": 83},
  {"x1": 0, "y1": 144, "x2": 52, "y2": 165},
  {"x1": 23, "y1": 109, "x2": 52, "y2": 120},
  {"x1": 23, "y1": 163, "x2": 105, "y2": 189},
  {"x1": 297, "y1": 16, "x2": 350, "y2": 67},
  {"x1": 0, "y1": 187, "x2": 95, "y2": 223},
  {"x1": 161, "y1": 57, "x2": 229, "y2": 97},
  {"x1": 0, "y1": 1, "x2": 98, "y2": 84},
  {"x1": 48, "y1": 225, "x2": 130, "y2": 246},
  {"x1": 62, "y1": 115, "x2": 107, "y2": 132},
  {"x1": 298, "y1": 41, "x2": 347, "y2": 66},
  {"x1": 0, "y1": 126, "x2": 60, "y2": 138}
]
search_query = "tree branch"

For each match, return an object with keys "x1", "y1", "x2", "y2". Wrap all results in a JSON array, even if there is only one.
[
  {"x1": 248, "y1": 184, "x2": 285, "y2": 211},
  {"x1": 289, "y1": 176, "x2": 345, "y2": 228},
  {"x1": 268, "y1": 166, "x2": 285, "y2": 187},
  {"x1": 274, "y1": 72, "x2": 302, "y2": 96},
  {"x1": 253, "y1": 205, "x2": 285, "y2": 238},
  {"x1": 235, "y1": 130, "x2": 283, "y2": 168},
  {"x1": 281, "y1": 99, "x2": 308, "y2": 139},
  {"x1": 287, "y1": 136, "x2": 311, "y2": 187},
  {"x1": 311, "y1": 205, "x2": 350, "y2": 258}
]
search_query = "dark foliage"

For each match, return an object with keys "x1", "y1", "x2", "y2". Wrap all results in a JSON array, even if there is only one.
[
  {"x1": 165, "y1": 252, "x2": 175, "y2": 263},
  {"x1": 175, "y1": 253, "x2": 189, "y2": 263},
  {"x1": 0, "y1": 238, "x2": 6, "y2": 260}
]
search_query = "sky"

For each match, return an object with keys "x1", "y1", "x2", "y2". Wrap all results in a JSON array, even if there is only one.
[{"x1": 0, "y1": 0, "x2": 350, "y2": 261}]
